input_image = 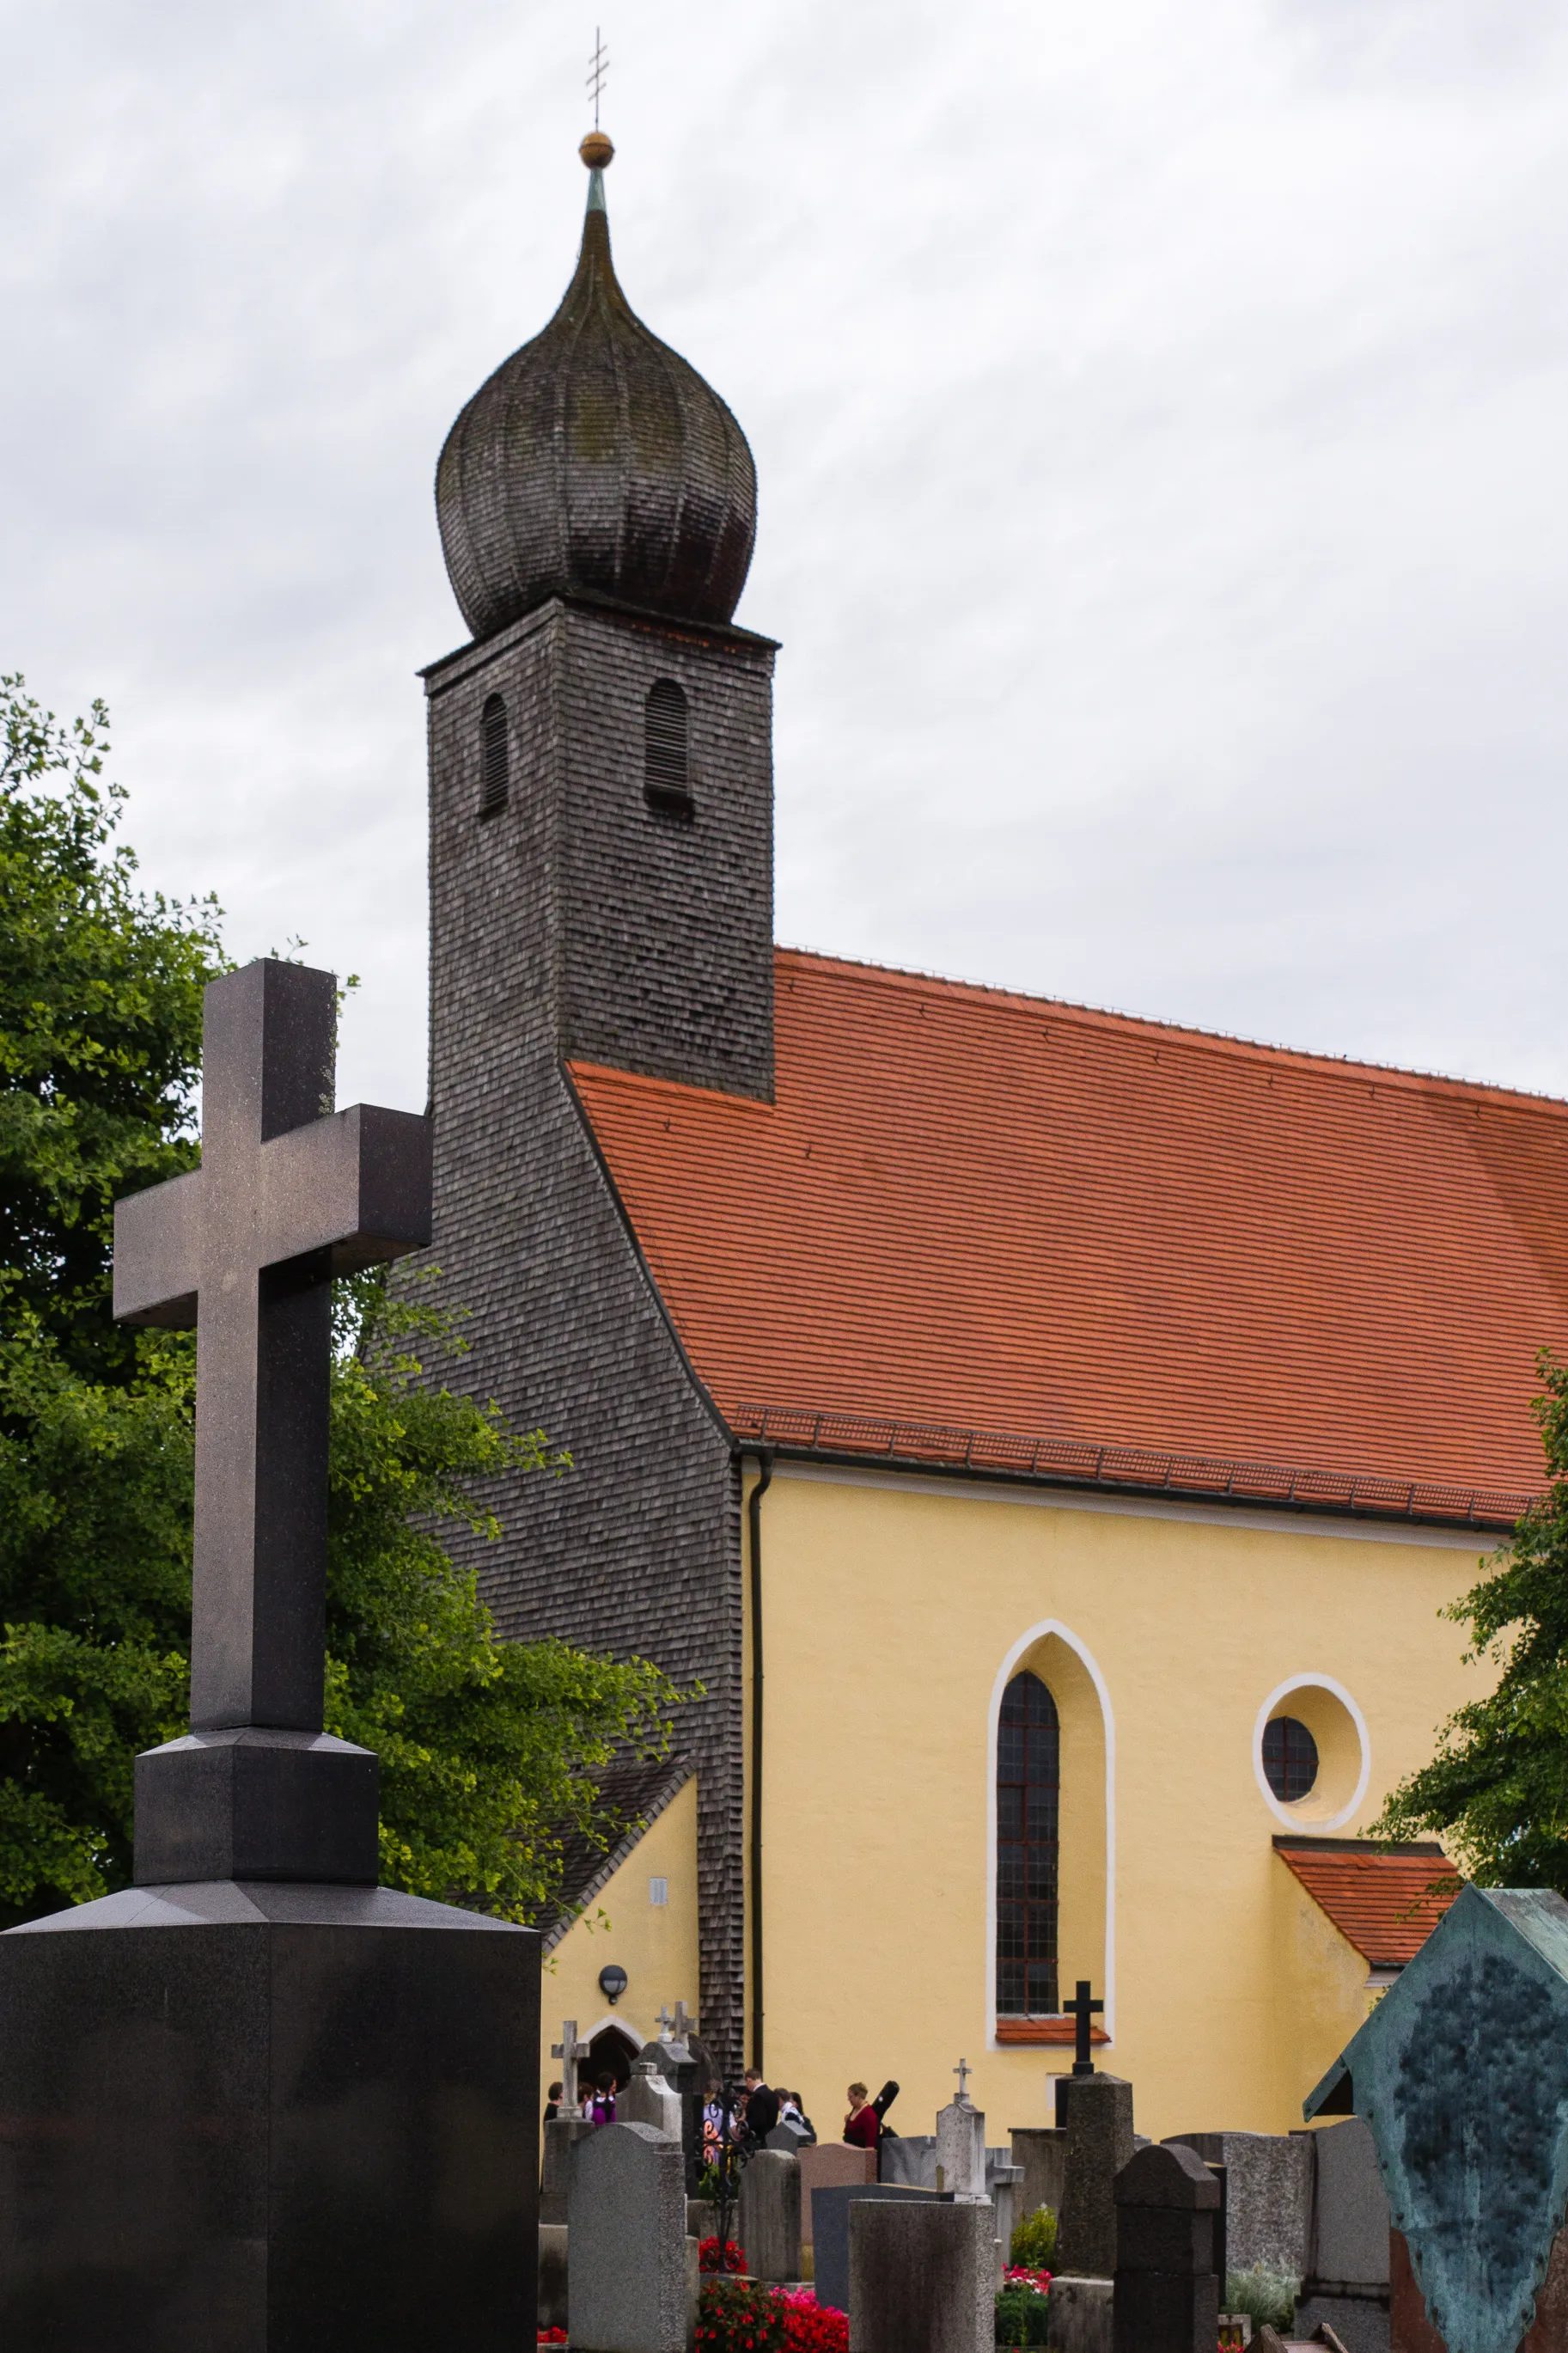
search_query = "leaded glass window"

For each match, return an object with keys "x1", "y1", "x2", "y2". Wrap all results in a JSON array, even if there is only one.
[
  {"x1": 997, "y1": 1668, "x2": 1059, "y2": 2016},
  {"x1": 1262, "y1": 1714, "x2": 1318, "y2": 1802}
]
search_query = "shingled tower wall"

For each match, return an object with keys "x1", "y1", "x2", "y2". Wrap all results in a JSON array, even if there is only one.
[{"x1": 419, "y1": 592, "x2": 775, "y2": 2066}]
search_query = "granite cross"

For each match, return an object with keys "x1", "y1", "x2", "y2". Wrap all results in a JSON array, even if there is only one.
[
  {"x1": 656, "y1": 2005, "x2": 675, "y2": 2042},
  {"x1": 1065, "y1": 1978, "x2": 1104, "y2": 2077},
  {"x1": 113, "y1": 960, "x2": 431, "y2": 1734},
  {"x1": 552, "y1": 2019, "x2": 592, "y2": 2107},
  {"x1": 674, "y1": 2000, "x2": 696, "y2": 2043},
  {"x1": 953, "y1": 2057, "x2": 973, "y2": 2101}
]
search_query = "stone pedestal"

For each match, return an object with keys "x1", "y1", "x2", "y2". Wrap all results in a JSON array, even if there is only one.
[{"x1": 0, "y1": 1879, "x2": 540, "y2": 2350}]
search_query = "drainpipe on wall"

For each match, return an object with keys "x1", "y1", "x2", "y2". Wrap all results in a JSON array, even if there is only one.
[{"x1": 747, "y1": 1448, "x2": 774, "y2": 2074}]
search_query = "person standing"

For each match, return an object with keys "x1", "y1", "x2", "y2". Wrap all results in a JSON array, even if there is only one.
[
  {"x1": 844, "y1": 2082, "x2": 879, "y2": 2151},
  {"x1": 743, "y1": 2068, "x2": 780, "y2": 2143},
  {"x1": 544, "y1": 2080, "x2": 564, "y2": 2126}
]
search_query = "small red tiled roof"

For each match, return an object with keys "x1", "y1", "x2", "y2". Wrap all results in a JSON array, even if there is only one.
[
  {"x1": 569, "y1": 950, "x2": 1568, "y2": 1512},
  {"x1": 1274, "y1": 1839, "x2": 1460, "y2": 1967}
]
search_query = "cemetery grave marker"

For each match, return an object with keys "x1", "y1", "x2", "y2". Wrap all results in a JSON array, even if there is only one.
[{"x1": 0, "y1": 960, "x2": 541, "y2": 2350}]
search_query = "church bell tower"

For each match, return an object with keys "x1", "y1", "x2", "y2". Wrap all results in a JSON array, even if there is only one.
[{"x1": 419, "y1": 135, "x2": 776, "y2": 2064}]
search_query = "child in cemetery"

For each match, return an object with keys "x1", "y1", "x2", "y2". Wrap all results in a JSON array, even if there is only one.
[
  {"x1": 544, "y1": 2080, "x2": 564, "y2": 2125},
  {"x1": 588, "y1": 2071, "x2": 617, "y2": 2125},
  {"x1": 843, "y1": 2082, "x2": 879, "y2": 2150}
]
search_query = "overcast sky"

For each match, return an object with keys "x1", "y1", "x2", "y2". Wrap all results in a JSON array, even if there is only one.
[{"x1": 3, "y1": 0, "x2": 1568, "y2": 1112}]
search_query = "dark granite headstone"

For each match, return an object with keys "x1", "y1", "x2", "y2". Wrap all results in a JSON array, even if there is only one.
[
  {"x1": 848, "y1": 2197, "x2": 994, "y2": 2353},
  {"x1": 1113, "y1": 2141, "x2": 1221, "y2": 2353},
  {"x1": 1059, "y1": 2073, "x2": 1137, "y2": 2277},
  {"x1": 0, "y1": 962, "x2": 541, "y2": 2350}
]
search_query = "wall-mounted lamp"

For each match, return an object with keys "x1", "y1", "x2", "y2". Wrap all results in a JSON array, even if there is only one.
[{"x1": 599, "y1": 1964, "x2": 629, "y2": 2007}]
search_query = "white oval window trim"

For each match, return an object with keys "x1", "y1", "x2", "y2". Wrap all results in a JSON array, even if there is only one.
[{"x1": 1252, "y1": 1672, "x2": 1370, "y2": 1833}]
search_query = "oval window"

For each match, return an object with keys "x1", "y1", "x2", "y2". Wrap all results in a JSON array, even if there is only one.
[{"x1": 1262, "y1": 1715, "x2": 1319, "y2": 1802}]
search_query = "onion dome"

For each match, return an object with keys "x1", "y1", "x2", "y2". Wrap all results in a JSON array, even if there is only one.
[{"x1": 436, "y1": 137, "x2": 757, "y2": 639}]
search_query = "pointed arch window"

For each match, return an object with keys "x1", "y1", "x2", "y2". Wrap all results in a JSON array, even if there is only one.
[
  {"x1": 997, "y1": 1670, "x2": 1059, "y2": 2017},
  {"x1": 479, "y1": 693, "x2": 509, "y2": 817},
  {"x1": 644, "y1": 679, "x2": 694, "y2": 821}
]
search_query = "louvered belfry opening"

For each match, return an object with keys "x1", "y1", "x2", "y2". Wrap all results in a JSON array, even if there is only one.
[
  {"x1": 479, "y1": 693, "x2": 509, "y2": 817},
  {"x1": 644, "y1": 679, "x2": 694, "y2": 821},
  {"x1": 997, "y1": 1668, "x2": 1060, "y2": 2016}
]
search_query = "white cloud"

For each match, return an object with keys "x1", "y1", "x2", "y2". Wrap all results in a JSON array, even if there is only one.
[{"x1": 3, "y1": 0, "x2": 1568, "y2": 1103}]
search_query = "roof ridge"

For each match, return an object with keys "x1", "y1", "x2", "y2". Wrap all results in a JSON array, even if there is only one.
[{"x1": 775, "y1": 945, "x2": 1568, "y2": 1114}]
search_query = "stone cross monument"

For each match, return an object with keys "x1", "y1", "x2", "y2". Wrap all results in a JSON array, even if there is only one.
[
  {"x1": 114, "y1": 957, "x2": 431, "y2": 1883},
  {"x1": 0, "y1": 960, "x2": 543, "y2": 2350}
]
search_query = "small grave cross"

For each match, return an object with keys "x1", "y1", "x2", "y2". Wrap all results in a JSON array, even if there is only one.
[
  {"x1": 1065, "y1": 1978, "x2": 1104, "y2": 2077},
  {"x1": 552, "y1": 2019, "x2": 593, "y2": 2108},
  {"x1": 655, "y1": 2004, "x2": 675, "y2": 2042},
  {"x1": 674, "y1": 2000, "x2": 695, "y2": 2044},
  {"x1": 113, "y1": 961, "x2": 430, "y2": 1734},
  {"x1": 953, "y1": 2057, "x2": 973, "y2": 2102}
]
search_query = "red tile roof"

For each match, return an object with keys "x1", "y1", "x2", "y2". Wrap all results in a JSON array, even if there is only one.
[
  {"x1": 1274, "y1": 1839, "x2": 1460, "y2": 1967},
  {"x1": 570, "y1": 950, "x2": 1568, "y2": 1517}
]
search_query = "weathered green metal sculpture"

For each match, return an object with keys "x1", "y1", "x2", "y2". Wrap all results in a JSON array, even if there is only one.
[{"x1": 1305, "y1": 1885, "x2": 1568, "y2": 2353}]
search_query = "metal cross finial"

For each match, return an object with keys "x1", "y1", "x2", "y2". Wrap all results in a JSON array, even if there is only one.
[
  {"x1": 587, "y1": 27, "x2": 609, "y2": 128},
  {"x1": 953, "y1": 2057, "x2": 973, "y2": 2101},
  {"x1": 551, "y1": 2018, "x2": 593, "y2": 2108}
]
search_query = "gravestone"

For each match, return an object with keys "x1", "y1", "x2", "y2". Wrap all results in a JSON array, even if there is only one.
[
  {"x1": 937, "y1": 2069, "x2": 987, "y2": 2197},
  {"x1": 623, "y1": 2057, "x2": 684, "y2": 2140},
  {"x1": 766, "y1": 2119, "x2": 814, "y2": 2153},
  {"x1": 1052, "y1": 2277, "x2": 1115, "y2": 2353},
  {"x1": 1292, "y1": 2118, "x2": 1391, "y2": 2353},
  {"x1": 848, "y1": 2197, "x2": 993, "y2": 2353},
  {"x1": 799, "y1": 2142, "x2": 877, "y2": 2246},
  {"x1": 1059, "y1": 2073, "x2": 1137, "y2": 2278},
  {"x1": 1302, "y1": 1886, "x2": 1568, "y2": 2353},
  {"x1": 738, "y1": 2148, "x2": 802, "y2": 2283},
  {"x1": 541, "y1": 2115, "x2": 596, "y2": 2225},
  {"x1": 645, "y1": 2021, "x2": 704, "y2": 2192},
  {"x1": 813, "y1": 2184, "x2": 949, "y2": 2313},
  {"x1": 569, "y1": 2120, "x2": 686, "y2": 2353},
  {"x1": 539, "y1": 2226, "x2": 570, "y2": 2335},
  {"x1": 1113, "y1": 2141, "x2": 1221, "y2": 2353},
  {"x1": 0, "y1": 959, "x2": 540, "y2": 2351},
  {"x1": 880, "y1": 2134, "x2": 937, "y2": 2187},
  {"x1": 1011, "y1": 2124, "x2": 1068, "y2": 2226},
  {"x1": 989, "y1": 2148, "x2": 1025, "y2": 2275},
  {"x1": 1163, "y1": 2131, "x2": 1313, "y2": 2277}
]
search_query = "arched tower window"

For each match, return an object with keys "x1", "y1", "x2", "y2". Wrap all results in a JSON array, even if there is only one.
[
  {"x1": 997, "y1": 1669, "x2": 1060, "y2": 2017},
  {"x1": 644, "y1": 679, "x2": 693, "y2": 821},
  {"x1": 479, "y1": 693, "x2": 509, "y2": 817}
]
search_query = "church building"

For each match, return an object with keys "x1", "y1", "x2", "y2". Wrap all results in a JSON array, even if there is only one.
[{"x1": 415, "y1": 135, "x2": 1568, "y2": 2142}]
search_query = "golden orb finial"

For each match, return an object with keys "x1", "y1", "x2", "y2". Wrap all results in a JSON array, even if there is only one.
[{"x1": 580, "y1": 131, "x2": 614, "y2": 170}]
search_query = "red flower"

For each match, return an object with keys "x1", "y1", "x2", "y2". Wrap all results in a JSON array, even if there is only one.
[{"x1": 699, "y1": 2235, "x2": 749, "y2": 2274}]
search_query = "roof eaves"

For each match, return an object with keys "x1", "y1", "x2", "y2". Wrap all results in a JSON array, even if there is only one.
[{"x1": 735, "y1": 1407, "x2": 1532, "y2": 1533}]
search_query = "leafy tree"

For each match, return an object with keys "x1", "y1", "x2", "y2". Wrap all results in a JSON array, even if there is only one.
[
  {"x1": 1373, "y1": 1351, "x2": 1568, "y2": 1892},
  {"x1": 0, "y1": 676, "x2": 220, "y2": 1380},
  {"x1": 0, "y1": 676, "x2": 685, "y2": 1925}
]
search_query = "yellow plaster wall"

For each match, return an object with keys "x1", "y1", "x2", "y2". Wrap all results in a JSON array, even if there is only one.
[
  {"x1": 539, "y1": 1775, "x2": 701, "y2": 2099},
  {"x1": 749, "y1": 1466, "x2": 1492, "y2": 2149},
  {"x1": 1269, "y1": 1847, "x2": 1376, "y2": 2114}
]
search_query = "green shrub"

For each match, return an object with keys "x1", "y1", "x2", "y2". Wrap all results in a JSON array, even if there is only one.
[
  {"x1": 1224, "y1": 2264, "x2": 1300, "y2": 2332},
  {"x1": 995, "y1": 2283, "x2": 1052, "y2": 2346},
  {"x1": 1010, "y1": 2206, "x2": 1057, "y2": 2268}
]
